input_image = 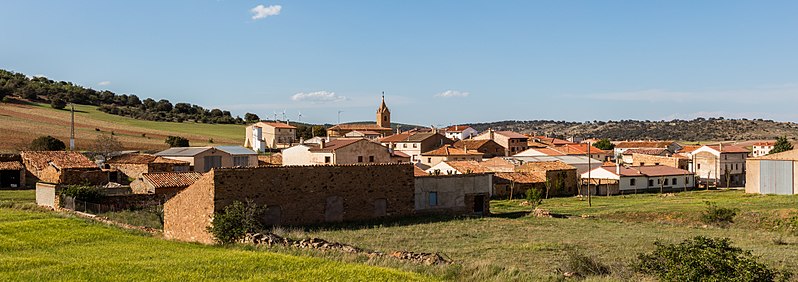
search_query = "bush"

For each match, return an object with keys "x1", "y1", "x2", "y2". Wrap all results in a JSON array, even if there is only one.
[
  {"x1": 30, "y1": 135, "x2": 66, "y2": 151},
  {"x1": 701, "y1": 201, "x2": 738, "y2": 227},
  {"x1": 207, "y1": 200, "x2": 265, "y2": 244},
  {"x1": 634, "y1": 236, "x2": 789, "y2": 282},
  {"x1": 60, "y1": 185, "x2": 103, "y2": 202},
  {"x1": 50, "y1": 97, "x2": 67, "y2": 109},
  {"x1": 525, "y1": 188, "x2": 543, "y2": 208},
  {"x1": 165, "y1": 136, "x2": 189, "y2": 147}
]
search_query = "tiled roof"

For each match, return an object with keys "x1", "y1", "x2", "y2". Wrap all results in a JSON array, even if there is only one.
[
  {"x1": 678, "y1": 145, "x2": 702, "y2": 153},
  {"x1": 615, "y1": 141, "x2": 674, "y2": 149},
  {"x1": 705, "y1": 145, "x2": 750, "y2": 154},
  {"x1": 254, "y1": 121, "x2": 296, "y2": 129},
  {"x1": 379, "y1": 132, "x2": 446, "y2": 143},
  {"x1": 391, "y1": 150, "x2": 411, "y2": 158},
  {"x1": 518, "y1": 161, "x2": 575, "y2": 172},
  {"x1": 622, "y1": 148, "x2": 670, "y2": 155},
  {"x1": 142, "y1": 172, "x2": 203, "y2": 189},
  {"x1": 556, "y1": 144, "x2": 609, "y2": 155},
  {"x1": 329, "y1": 123, "x2": 392, "y2": 131},
  {"x1": 453, "y1": 139, "x2": 496, "y2": 150},
  {"x1": 155, "y1": 147, "x2": 212, "y2": 157},
  {"x1": 753, "y1": 141, "x2": 776, "y2": 146},
  {"x1": 496, "y1": 131, "x2": 528, "y2": 139},
  {"x1": 257, "y1": 153, "x2": 282, "y2": 165},
  {"x1": 309, "y1": 139, "x2": 364, "y2": 152},
  {"x1": 421, "y1": 145, "x2": 482, "y2": 156},
  {"x1": 444, "y1": 125, "x2": 473, "y2": 133},
  {"x1": 444, "y1": 160, "x2": 490, "y2": 173},
  {"x1": 414, "y1": 166, "x2": 429, "y2": 177},
  {"x1": 527, "y1": 141, "x2": 550, "y2": 148},
  {"x1": 597, "y1": 165, "x2": 690, "y2": 177},
  {"x1": 0, "y1": 161, "x2": 23, "y2": 170},
  {"x1": 151, "y1": 157, "x2": 190, "y2": 165},
  {"x1": 107, "y1": 154, "x2": 189, "y2": 165},
  {"x1": 347, "y1": 130, "x2": 382, "y2": 135},
  {"x1": 480, "y1": 158, "x2": 517, "y2": 172},
  {"x1": 494, "y1": 172, "x2": 545, "y2": 184},
  {"x1": 531, "y1": 136, "x2": 573, "y2": 146},
  {"x1": 21, "y1": 151, "x2": 98, "y2": 170}
]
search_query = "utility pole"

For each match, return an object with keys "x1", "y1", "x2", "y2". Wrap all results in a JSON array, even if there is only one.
[
  {"x1": 587, "y1": 142, "x2": 592, "y2": 207},
  {"x1": 69, "y1": 104, "x2": 75, "y2": 151}
]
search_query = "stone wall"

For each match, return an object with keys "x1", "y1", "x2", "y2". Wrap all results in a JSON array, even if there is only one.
[
  {"x1": 631, "y1": 153, "x2": 687, "y2": 169},
  {"x1": 164, "y1": 164, "x2": 415, "y2": 244}
]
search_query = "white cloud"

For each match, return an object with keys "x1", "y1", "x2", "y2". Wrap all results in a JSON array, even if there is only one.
[
  {"x1": 435, "y1": 90, "x2": 470, "y2": 98},
  {"x1": 97, "y1": 81, "x2": 111, "y2": 86},
  {"x1": 251, "y1": 4, "x2": 281, "y2": 20},
  {"x1": 291, "y1": 91, "x2": 347, "y2": 103}
]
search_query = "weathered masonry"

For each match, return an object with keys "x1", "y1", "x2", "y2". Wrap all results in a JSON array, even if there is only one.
[{"x1": 164, "y1": 164, "x2": 415, "y2": 243}]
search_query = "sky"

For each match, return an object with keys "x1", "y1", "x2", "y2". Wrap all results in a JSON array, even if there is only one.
[{"x1": 2, "y1": 1, "x2": 797, "y2": 126}]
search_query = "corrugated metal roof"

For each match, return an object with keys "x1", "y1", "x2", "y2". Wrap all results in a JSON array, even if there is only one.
[
  {"x1": 214, "y1": 146, "x2": 257, "y2": 155},
  {"x1": 154, "y1": 147, "x2": 212, "y2": 157}
]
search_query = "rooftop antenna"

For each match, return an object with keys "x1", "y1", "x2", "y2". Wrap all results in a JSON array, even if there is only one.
[
  {"x1": 337, "y1": 110, "x2": 344, "y2": 124},
  {"x1": 69, "y1": 103, "x2": 75, "y2": 150}
]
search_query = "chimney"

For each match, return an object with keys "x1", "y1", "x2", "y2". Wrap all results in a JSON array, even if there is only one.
[
  {"x1": 616, "y1": 163, "x2": 620, "y2": 175},
  {"x1": 319, "y1": 138, "x2": 325, "y2": 149},
  {"x1": 489, "y1": 128, "x2": 495, "y2": 140}
]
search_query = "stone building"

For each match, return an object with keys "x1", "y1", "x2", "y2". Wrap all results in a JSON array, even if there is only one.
[
  {"x1": 164, "y1": 164, "x2": 415, "y2": 243},
  {"x1": 106, "y1": 153, "x2": 190, "y2": 184},
  {"x1": 0, "y1": 154, "x2": 24, "y2": 188},
  {"x1": 327, "y1": 95, "x2": 393, "y2": 137},
  {"x1": 21, "y1": 151, "x2": 107, "y2": 186},
  {"x1": 692, "y1": 145, "x2": 748, "y2": 187},
  {"x1": 419, "y1": 145, "x2": 483, "y2": 168},
  {"x1": 131, "y1": 171, "x2": 203, "y2": 198},
  {"x1": 414, "y1": 173, "x2": 492, "y2": 215},
  {"x1": 472, "y1": 129, "x2": 529, "y2": 156},
  {"x1": 155, "y1": 146, "x2": 257, "y2": 173},
  {"x1": 453, "y1": 139, "x2": 506, "y2": 158},
  {"x1": 281, "y1": 138, "x2": 402, "y2": 166},
  {"x1": 379, "y1": 132, "x2": 454, "y2": 164}
]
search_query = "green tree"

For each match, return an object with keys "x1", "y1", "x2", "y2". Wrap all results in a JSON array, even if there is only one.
[
  {"x1": 165, "y1": 136, "x2": 190, "y2": 147},
  {"x1": 30, "y1": 135, "x2": 66, "y2": 151},
  {"x1": 594, "y1": 138, "x2": 615, "y2": 150},
  {"x1": 769, "y1": 136, "x2": 793, "y2": 155},
  {"x1": 50, "y1": 97, "x2": 67, "y2": 110},
  {"x1": 244, "y1": 113, "x2": 260, "y2": 123},
  {"x1": 207, "y1": 200, "x2": 265, "y2": 244}
]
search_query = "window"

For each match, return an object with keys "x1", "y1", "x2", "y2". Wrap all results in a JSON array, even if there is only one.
[
  {"x1": 428, "y1": 192, "x2": 438, "y2": 206},
  {"x1": 427, "y1": 158, "x2": 432, "y2": 163},
  {"x1": 403, "y1": 144, "x2": 407, "y2": 148},
  {"x1": 369, "y1": 156, "x2": 375, "y2": 162},
  {"x1": 413, "y1": 143, "x2": 417, "y2": 148},
  {"x1": 654, "y1": 163, "x2": 660, "y2": 166},
  {"x1": 630, "y1": 179, "x2": 636, "y2": 186},
  {"x1": 324, "y1": 156, "x2": 331, "y2": 163},
  {"x1": 358, "y1": 156, "x2": 363, "y2": 163},
  {"x1": 672, "y1": 178, "x2": 677, "y2": 185},
  {"x1": 735, "y1": 164, "x2": 739, "y2": 170},
  {"x1": 664, "y1": 178, "x2": 669, "y2": 185},
  {"x1": 697, "y1": 164, "x2": 701, "y2": 170},
  {"x1": 233, "y1": 156, "x2": 249, "y2": 167},
  {"x1": 648, "y1": 179, "x2": 654, "y2": 186},
  {"x1": 685, "y1": 177, "x2": 689, "y2": 184}
]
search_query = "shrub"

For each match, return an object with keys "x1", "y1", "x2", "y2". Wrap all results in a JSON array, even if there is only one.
[
  {"x1": 525, "y1": 188, "x2": 543, "y2": 208},
  {"x1": 561, "y1": 250, "x2": 610, "y2": 277},
  {"x1": 50, "y1": 97, "x2": 67, "y2": 109},
  {"x1": 207, "y1": 200, "x2": 265, "y2": 244},
  {"x1": 701, "y1": 201, "x2": 737, "y2": 227},
  {"x1": 60, "y1": 185, "x2": 103, "y2": 202},
  {"x1": 634, "y1": 236, "x2": 789, "y2": 282},
  {"x1": 165, "y1": 136, "x2": 189, "y2": 147},
  {"x1": 29, "y1": 135, "x2": 66, "y2": 151}
]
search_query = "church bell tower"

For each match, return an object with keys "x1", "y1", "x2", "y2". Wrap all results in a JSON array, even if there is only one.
[{"x1": 376, "y1": 92, "x2": 391, "y2": 128}]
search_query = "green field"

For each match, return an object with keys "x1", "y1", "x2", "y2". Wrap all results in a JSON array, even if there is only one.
[{"x1": 0, "y1": 191, "x2": 433, "y2": 281}]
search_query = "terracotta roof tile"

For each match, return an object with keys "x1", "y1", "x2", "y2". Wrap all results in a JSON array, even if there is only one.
[
  {"x1": 622, "y1": 148, "x2": 670, "y2": 155},
  {"x1": 494, "y1": 172, "x2": 545, "y2": 184},
  {"x1": 379, "y1": 132, "x2": 447, "y2": 143},
  {"x1": 329, "y1": 123, "x2": 391, "y2": 131},
  {"x1": 142, "y1": 172, "x2": 203, "y2": 189},
  {"x1": 422, "y1": 145, "x2": 482, "y2": 156},
  {"x1": 21, "y1": 151, "x2": 98, "y2": 170},
  {"x1": 444, "y1": 125, "x2": 473, "y2": 133},
  {"x1": 309, "y1": 139, "x2": 365, "y2": 152},
  {"x1": 254, "y1": 121, "x2": 296, "y2": 129},
  {"x1": 443, "y1": 160, "x2": 490, "y2": 173},
  {"x1": 753, "y1": 141, "x2": 776, "y2": 146},
  {"x1": 557, "y1": 144, "x2": 609, "y2": 155},
  {"x1": 0, "y1": 161, "x2": 23, "y2": 170},
  {"x1": 531, "y1": 136, "x2": 574, "y2": 146},
  {"x1": 453, "y1": 139, "x2": 493, "y2": 149},
  {"x1": 517, "y1": 161, "x2": 575, "y2": 172},
  {"x1": 705, "y1": 145, "x2": 750, "y2": 153},
  {"x1": 495, "y1": 131, "x2": 528, "y2": 139},
  {"x1": 414, "y1": 166, "x2": 429, "y2": 177}
]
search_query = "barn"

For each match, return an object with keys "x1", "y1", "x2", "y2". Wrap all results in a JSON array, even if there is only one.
[{"x1": 745, "y1": 149, "x2": 798, "y2": 195}]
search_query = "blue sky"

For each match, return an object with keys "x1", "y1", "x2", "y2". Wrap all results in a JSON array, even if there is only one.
[{"x1": 2, "y1": 1, "x2": 797, "y2": 125}]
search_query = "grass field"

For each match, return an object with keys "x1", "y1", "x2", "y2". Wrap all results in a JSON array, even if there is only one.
[
  {"x1": 0, "y1": 100, "x2": 245, "y2": 152},
  {"x1": 0, "y1": 191, "x2": 432, "y2": 281},
  {"x1": 4, "y1": 189, "x2": 798, "y2": 280}
]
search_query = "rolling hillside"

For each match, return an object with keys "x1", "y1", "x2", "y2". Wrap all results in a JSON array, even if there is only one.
[{"x1": 0, "y1": 100, "x2": 245, "y2": 153}]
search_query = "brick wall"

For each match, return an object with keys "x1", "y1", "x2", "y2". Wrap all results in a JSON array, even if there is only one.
[{"x1": 164, "y1": 164, "x2": 415, "y2": 243}]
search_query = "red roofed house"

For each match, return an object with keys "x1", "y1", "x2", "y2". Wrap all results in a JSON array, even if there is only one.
[
  {"x1": 419, "y1": 145, "x2": 483, "y2": 167},
  {"x1": 21, "y1": 151, "x2": 107, "y2": 186},
  {"x1": 443, "y1": 125, "x2": 478, "y2": 140},
  {"x1": 106, "y1": 153, "x2": 190, "y2": 185},
  {"x1": 132, "y1": 171, "x2": 203, "y2": 198},
  {"x1": 752, "y1": 141, "x2": 776, "y2": 158},
  {"x1": 582, "y1": 165, "x2": 694, "y2": 194},
  {"x1": 692, "y1": 144, "x2": 749, "y2": 187},
  {"x1": 379, "y1": 132, "x2": 454, "y2": 163},
  {"x1": 281, "y1": 138, "x2": 400, "y2": 165},
  {"x1": 472, "y1": 129, "x2": 529, "y2": 156},
  {"x1": 453, "y1": 139, "x2": 506, "y2": 158},
  {"x1": 245, "y1": 121, "x2": 297, "y2": 152}
]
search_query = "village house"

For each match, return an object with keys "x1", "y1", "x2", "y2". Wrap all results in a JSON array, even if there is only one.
[
  {"x1": 419, "y1": 145, "x2": 483, "y2": 168},
  {"x1": 0, "y1": 155, "x2": 24, "y2": 189},
  {"x1": 327, "y1": 95, "x2": 393, "y2": 137},
  {"x1": 343, "y1": 130, "x2": 383, "y2": 140},
  {"x1": 154, "y1": 146, "x2": 258, "y2": 173},
  {"x1": 244, "y1": 121, "x2": 297, "y2": 152},
  {"x1": 442, "y1": 125, "x2": 478, "y2": 140},
  {"x1": 752, "y1": 141, "x2": 776, "y2": 158},
  {"x1": 414, "y1": 173, "x2": 492, "y2": 215},
  {"x1": 282, "y1": 138, "x2": 404, "y2": 166},
  {"x1": 555, "y1": 143, "x2": 612, "y2": 162},
  {"x1": 581, "y1": 165, "x2": 694, "y2": 195},
  {"x1": 692, "y1": 144, "x2": 748, "y2": 187},
  {"x1": 106, "y1": 153, "x2": 190, "y2": 184},
  {"x1": 613, "y1": 141, "x2": 683, "y2": 158},
  {"x1": 627, "y1": 153, "x2": 690, "y2": 170},
  {"x1": 473, "y1": 129, "x2": 529, "y2": 155},
  {"x1": 529, "y1": 136, "x2": 575, "y2": 147},
  {"x1": 745, "y1": 149, "x2": 798, "y2": 195},
  {"x1": 379, "y1": 132, "x2": 454, "y2": 163},
  {"x1": 514, "y1": 147, "x2": 566, "y2": 157},
  {"x1": 510, "y1": 155, "x2": 602, "y2": 174},
  {"x1": 131, "y1": 171, "x2": 203, "y2": 198},
  {"x1": 453, "y1": 139, "x2": 505, "y2": 158},
  {"x1": 164, "y1": 164, "x2": 415, "y2": 243},
  {"x1": 20, "y1": 151, "x2": 107, "y2": 186},
  {"x1": 515, "y1": 161, "x2": 579, "y2": 197},
  {"x1": 620, "y1": 148, "x2": 672, "y2": 164}
]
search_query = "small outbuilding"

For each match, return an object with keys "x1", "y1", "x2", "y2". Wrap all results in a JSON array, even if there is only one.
[{"x1": 746, "y1": 149, "x2": 798, "y2": 195}]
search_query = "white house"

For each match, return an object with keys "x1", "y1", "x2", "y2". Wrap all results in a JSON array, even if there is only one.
[
  {"x1": 752, "y1": 142, "x2": 775, "y2": 158},
  {"x1": 444, "y1": 125, "x2": 478, "y2": 140},
  {"x1": 581, "y1": 165, "x2": 694, "y2": 193}
]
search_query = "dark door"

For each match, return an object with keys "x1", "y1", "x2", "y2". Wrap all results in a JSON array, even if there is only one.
[
  {"x1": 0, "y1": 170, "x2": 20, "y2": 187},
  {"x1": 473, "y1": 195, "x2": 485, "y2": 213}
]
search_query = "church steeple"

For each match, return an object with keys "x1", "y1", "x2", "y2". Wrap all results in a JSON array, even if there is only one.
[{"x1": 376, "y1": 91, "x2": 391, "y2": 128}]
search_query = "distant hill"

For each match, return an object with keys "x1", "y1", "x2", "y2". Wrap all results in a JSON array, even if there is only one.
[{"x1": 468, "y1": 118, "x2": 798, "y2": 141}]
